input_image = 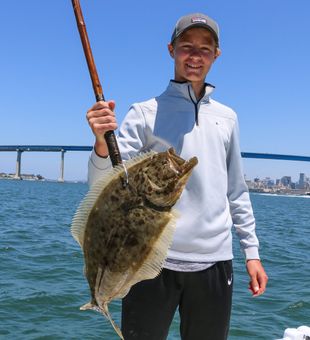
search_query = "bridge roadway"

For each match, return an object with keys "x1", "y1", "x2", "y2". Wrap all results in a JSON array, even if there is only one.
[
  {"x1": 0, "y1": 145, "x2": 92, "y2": 152},
  {"x1": 1, "y1": 145, "x2": 310, "y2": 181}
]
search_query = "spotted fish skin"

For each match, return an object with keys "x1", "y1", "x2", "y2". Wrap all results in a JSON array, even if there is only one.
[{"x1": 71, "y1": 148, "x2": 197, "y2": 339}]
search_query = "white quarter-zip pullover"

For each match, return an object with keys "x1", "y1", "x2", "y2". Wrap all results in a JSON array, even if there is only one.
[{"x1": 88, "y1": 80, "x2": 260, "y2": 262}]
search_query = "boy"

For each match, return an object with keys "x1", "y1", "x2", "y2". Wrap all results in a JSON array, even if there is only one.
[{"x1": 86, "y1": 13, "x2": 268, "y2": 340}]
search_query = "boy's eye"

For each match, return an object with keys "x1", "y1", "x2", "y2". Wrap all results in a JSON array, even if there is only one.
[
  {"x1": 181, "y1": 44, "x2": 192, "y2": 49},
  {"x1": 201, "y1": 44, "x2": 213, "y2": 50},
  {"x1": 179, "y1": 44, "x2": 213, "y2": 52}
]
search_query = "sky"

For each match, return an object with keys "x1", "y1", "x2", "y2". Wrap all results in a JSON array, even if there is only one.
[{"x1": 0, "y1": 0, "x2": 309, "y2": 182}]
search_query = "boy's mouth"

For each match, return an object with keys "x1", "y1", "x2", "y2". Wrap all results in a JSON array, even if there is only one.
[{"x1": 186, "y1": 63, "x2": 202, "y2": 70}]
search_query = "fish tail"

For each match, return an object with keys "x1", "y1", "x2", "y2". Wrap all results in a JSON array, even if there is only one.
[
  {"x1": 102, "y1": 303, "x2": 124, "y2": 340},
  {"x1": 79, "y1": 302, "x2": 124, "y2": 340}
]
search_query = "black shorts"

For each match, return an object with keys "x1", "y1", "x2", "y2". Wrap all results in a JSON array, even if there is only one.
[{"x1": 121, "y1": 260, "x2": 233, "y2": 340}]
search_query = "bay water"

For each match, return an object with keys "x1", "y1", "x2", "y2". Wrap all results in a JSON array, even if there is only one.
[{"x1": 0, "y1": 180, "x2": 309, "y2": 339}]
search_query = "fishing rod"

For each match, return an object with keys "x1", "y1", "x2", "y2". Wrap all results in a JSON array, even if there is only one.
[{"x1": 71, "y1": 0, "x2": 122, "y2": 168}]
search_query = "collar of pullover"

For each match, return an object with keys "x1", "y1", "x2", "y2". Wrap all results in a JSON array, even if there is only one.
[
  {"x1": 168, "y1": 80, "x2": 215, "y2": 104},
  {"x1": 167, "y1": 80, "x2": 215, "y2": 125}
]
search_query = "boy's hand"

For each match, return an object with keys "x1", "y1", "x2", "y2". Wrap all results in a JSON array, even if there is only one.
[
  {"x1": 246, "y1": 259, "x2": 268, "y2": 297},
  {"x1": 86, "y1": 100, "x2": 118, "y2": 157}
]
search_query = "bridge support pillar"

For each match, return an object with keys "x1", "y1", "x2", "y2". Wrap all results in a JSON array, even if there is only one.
[
  {"x1": 14, "y1": 150, "x2": 23, "y2": 179},
  {"x1": 58, "y1": 150, "x2": 66, "y2": 182}
]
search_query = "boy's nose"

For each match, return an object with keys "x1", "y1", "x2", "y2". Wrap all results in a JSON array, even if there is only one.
[{"x1": 189, "y1": 47, "x2": 202, "y2": 57}]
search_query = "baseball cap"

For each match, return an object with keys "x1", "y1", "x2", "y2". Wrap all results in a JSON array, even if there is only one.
[{"x1": 170, "y1": 13, "x2": 219, "y2": 46}]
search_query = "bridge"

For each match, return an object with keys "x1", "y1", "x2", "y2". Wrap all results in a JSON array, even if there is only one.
[
  {"x1": 1, "y1": 145, "x2": 310, "y2": 182},
  {"x1": 0, "y1": 145, "x2": 92, "y2": 182}
]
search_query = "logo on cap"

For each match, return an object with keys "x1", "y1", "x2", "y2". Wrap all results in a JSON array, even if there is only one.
[{"x1": 191, "y1": 17, "x2": 207, "y2": 24}]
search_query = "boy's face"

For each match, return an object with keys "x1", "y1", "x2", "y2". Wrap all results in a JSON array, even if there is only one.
[{"x1": 168, "y1": 27, "x2": 220, "y2": 85}]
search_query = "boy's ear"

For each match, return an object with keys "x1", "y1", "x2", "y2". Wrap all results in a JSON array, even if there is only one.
[
  {"x1": 168, "y1": 43, "x2": 174, "y2": 58},
  {"x1": 214, "y1": 48, "x2": 221, "y2": 60}
]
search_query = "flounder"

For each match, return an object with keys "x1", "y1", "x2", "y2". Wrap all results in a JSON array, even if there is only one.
[{"x1": 71, "y1": 148, "x2": 198, "y2": 339}]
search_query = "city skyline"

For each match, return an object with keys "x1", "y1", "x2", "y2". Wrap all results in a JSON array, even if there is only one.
[
  {"x1": 245, "y1": 171, "x2": 309, "y2": 188},
  {"x1": 246, "y1": 171, "x2": 309, "y2": 183}
]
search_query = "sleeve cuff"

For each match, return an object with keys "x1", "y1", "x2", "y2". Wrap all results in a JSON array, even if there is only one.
[
  {"x1": 89, "y1": 149, "x2": 112, "y2": 170},
  {"x1": 243, "y1": 246, "x2": 260, "y2": 261}
]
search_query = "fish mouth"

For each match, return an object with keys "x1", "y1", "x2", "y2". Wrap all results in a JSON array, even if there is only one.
[
  {"x1": 181, "y1": 156, "x2": 198, "y2": 175},
  {"x1": 160, "y1": 149, "x2": 197, "y2": 207},
  {"x1": 167, "y1": 148, "x2": 198, "y2": 178},
  {"x1": 144, "y1": 148, "x2": 198, "y2": 209}
]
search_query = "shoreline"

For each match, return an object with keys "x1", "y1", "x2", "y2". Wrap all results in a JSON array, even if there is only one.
[
  {"x1": 0, "y1": 176, "x2": 86, "y2": 184},
  {"x1": 249, "y1": 188, "x2": 310, "y2": 197}
]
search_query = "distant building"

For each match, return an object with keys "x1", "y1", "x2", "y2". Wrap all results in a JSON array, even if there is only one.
[
  {"x1": 298, "y1": 173, "x2": 306, "y2": 189},
  {"x1": 245, "y1": 179, "x2": 254, "y2": 189},
  {"x1": 262, "y1": 177, "x2": 274, "y2": 188},
  {"x1": 0, "y1": 172, "x2": 44, "y2": 181},
  {"x1": 281, "y1": 176, "x2": 292, "y2": 188}
]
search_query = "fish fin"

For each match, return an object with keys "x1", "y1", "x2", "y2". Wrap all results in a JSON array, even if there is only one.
[
  {"x1": 70, "y1": 150, "x2": 157, "y2": 248},
  {"x1": 80, "y1": 301, "x2": 101, "y2": 312},
  {"x1": 80, "y1": 301, "x2": 124, "y2": 340},
  {"x1": 95, "y1": 266, "x2": 131, "y2": 302},
  {"x1": 123, "y1": 150, "x2": 156, "y2": 169},
  {"x1": 70, "y1": 165, "x2": 127, "y2": 247},
  {"x1": 124, "y1": 209, "x2": 179, "y2": 289}
]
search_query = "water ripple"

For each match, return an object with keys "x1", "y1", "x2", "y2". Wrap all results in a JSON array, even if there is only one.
[{"x1": 0, "y1": 181, "x2": 309, "y2": 339}]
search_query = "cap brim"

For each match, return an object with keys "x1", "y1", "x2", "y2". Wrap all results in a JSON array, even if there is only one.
[{"x1": 171, "y1": 24, "x2": 219, "y2": 45}]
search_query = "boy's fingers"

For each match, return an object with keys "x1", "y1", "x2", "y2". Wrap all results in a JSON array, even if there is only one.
[
  {"x1": 249, "y1": 278, "x2": 259, "y2": 295},
  {"x1": 88, "y1": 100, "x2": 115, "y2": 112},
  {"x1": 108, "y1": 100, "x2": 116, "y2": 111}
]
